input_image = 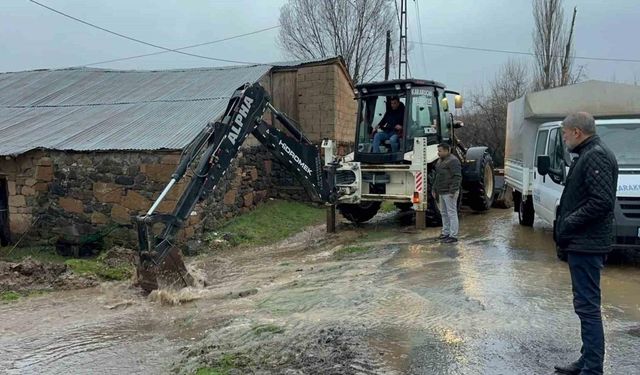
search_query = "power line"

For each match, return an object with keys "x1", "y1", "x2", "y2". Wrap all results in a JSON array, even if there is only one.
[
  {"x1": 413, "y1": 0, "x2": 427, "y2": 74},
  {"x1": 393, "y1": 0, "x2": 402, "y2": 30},
  {"x1": 80, "y1": 25, "x2": 281, "y2": 67},
  {"x1": 409, "y1": 40, "x2": 640, "y2": 63},
  {"x1": 29, "y1": 0, "x2": 266, "y2": 65}
]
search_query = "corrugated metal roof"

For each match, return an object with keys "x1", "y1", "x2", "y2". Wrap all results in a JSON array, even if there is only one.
[
  {"x1": 0, "y1": 60, "x2": 309, "y2": 156},
  {"x1": 0, "y1": 57, "x2": 345, "y2": 156}
]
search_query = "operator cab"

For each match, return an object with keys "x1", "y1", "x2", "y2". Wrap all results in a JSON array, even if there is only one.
[{"x1": 353, "y1": 79, "x2": 463, "y2": 164}]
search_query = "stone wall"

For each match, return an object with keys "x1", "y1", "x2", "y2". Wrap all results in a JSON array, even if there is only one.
[
  {"x1": 199, "y1": 146, "x2": 273, "y2": 231},
  {"x1": 0, "y1": 147, "x2": 272, "y2": 248}
]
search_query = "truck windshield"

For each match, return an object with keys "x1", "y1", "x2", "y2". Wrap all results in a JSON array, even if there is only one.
[
  {"x1": 597, "y1": 122, "x2": 640, "y2": 166},
  {"x1": 407, "y1": 87, "x2": 439, "y2": 145}
]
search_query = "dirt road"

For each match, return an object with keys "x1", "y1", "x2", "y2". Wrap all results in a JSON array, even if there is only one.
[{"x1": 1, "y1": 209, "x2": 639, "y2": 374}]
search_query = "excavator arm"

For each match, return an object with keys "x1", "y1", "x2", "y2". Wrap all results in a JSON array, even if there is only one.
[{"x1": 134, "y1": 82, "x2": 338, "y2": 291}]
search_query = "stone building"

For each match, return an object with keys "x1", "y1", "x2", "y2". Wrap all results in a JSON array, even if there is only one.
[{"x1": 0, "y1": 57, "x2": 356, "y2": 248}]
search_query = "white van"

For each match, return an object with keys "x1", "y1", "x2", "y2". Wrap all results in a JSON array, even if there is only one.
[{"x1": 505, "y1": 81, "x2": 640, "y2": 255}]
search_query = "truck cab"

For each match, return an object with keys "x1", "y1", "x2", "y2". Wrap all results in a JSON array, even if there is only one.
[
  {"x1": 532, "y1": 119, "x2": 640, "y2": 251},
  {"x1": 531, "y1": 121, "x2": 571, "y2": 225},
  {"x1": 352, "y1": 79, "x2": 461, "y2": 164}
]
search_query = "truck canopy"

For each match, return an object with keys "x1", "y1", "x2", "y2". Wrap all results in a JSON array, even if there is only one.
[{"x1": 506, "y1": 80, "x2": 640, "y2": 166}]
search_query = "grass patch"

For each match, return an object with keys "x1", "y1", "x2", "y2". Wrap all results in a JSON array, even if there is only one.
[
  {"x1": 0, "y1": 290, "x2": 50, "y2": 303},
  {"x1": 206, "y1": 200, "x2": 324, "y2": 247},
  {"x1": 195, "y1": 353, "x2": 250, "y2": 375},
  {"x1": 1, "y1": 291, "x2": 21, "y2": 302},
  {"x1": 334, "y1": 245, "x2": 370, "y2": 260},
  {"x1": 379, "y1": 201, "x2": 397, "y2": 213},
  {"x1": 0, "y1": 246, "x2": 66, "y2": 264},
  {"x1": 252, "y1": 324, "x2": 285, "y2": 336},
  {"x1": 65, "y1": 259, "x2": 132, "y2": 281}
]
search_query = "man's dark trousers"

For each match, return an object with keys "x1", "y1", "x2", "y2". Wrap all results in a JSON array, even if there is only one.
[{"x1": 568, "y1": 252, "x2": 606, "y2": 375}]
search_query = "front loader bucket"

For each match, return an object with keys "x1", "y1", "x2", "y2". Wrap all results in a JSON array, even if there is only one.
[{"x1": 136, "y1": 246, "x2": 195, "y2": 293}]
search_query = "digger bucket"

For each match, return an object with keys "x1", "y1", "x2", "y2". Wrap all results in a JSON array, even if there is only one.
[{"x1": 136, "y1": 245, "x2": 194, "y2": 293}]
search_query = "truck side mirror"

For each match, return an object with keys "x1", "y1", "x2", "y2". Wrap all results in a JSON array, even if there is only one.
[
  {"x1": 454, "y1": 95, "x2": 463, "y2": 109},
  {"x1": 441, "y1": 97, "x2": 449, "y2": 112},
  {"x1": 453, "y1": 120, "x2": 464, "y2": 129},
  {"x1": 537, "y1": 155, "x2": 551, "y2": 176}
]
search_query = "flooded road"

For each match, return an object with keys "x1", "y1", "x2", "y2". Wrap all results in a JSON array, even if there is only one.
[{"x1": 1, "y1": 209, "x2": 639, "y2": 374}]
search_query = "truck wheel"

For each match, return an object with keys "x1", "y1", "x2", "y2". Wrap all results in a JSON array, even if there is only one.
[
  {"x1": 518, "y1": 195, "x2": 535, "y2": 226},
  {"x1": 425, "y1": 199, "x2": 442, "y2": 226},
  {"x1": 338, "y1": 202, "x2": 381, "y2": 223},
  {"x1": 467, "y1": 153, "x2": 495, "y2": 211},
  {"x1": 493, "y1": 185, "x2": 514, "y2": 209}
]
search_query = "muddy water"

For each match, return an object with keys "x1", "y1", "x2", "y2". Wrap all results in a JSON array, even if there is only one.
[
  {"x1": 1, "y1": 209, "x2": 639, "y2": 374},
  {"x1": 370, "y1": 212, "x2": 640, "y2": 374}
]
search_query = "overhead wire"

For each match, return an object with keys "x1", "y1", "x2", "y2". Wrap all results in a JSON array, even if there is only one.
[
  {"x1": 414, "y1": 0, "x2": 427, "y2": 74},
  {"x1": 393, "y1": 0, "x2": 402, "y2": 29},
  {"x1": 80, "y1": 25, "x2": 281, "y2": 67},
  {"x1": 28, "y1": 0, "x2": 268, "y2": 65},
  {"x1": 408, "y1": 40, "x2": 640, "y2": 63}
]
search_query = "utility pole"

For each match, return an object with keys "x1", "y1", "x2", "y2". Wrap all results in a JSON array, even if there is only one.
[
  {"x1": 385, "y1": 30, "x2": 391, "y2": 80},
  {"x1": 398, "y1": 0, "x2": 408, "y2": 79}
]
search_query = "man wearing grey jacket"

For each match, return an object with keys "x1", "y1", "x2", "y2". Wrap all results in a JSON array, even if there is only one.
[{"x1": 432, "y1": 143, "x2": 462, "y2": 243}]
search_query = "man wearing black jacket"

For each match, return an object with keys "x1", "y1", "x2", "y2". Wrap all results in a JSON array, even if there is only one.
[
  {"x1": 554, "y1": 112, "x2": 618, "y2": 375},
  {"x1": 372, "y1": 96, "x2": 404, "y2": 153}
]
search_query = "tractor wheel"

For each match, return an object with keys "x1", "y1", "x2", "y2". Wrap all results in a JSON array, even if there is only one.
[
  {"x1": 394, "y1": 202, "x2": 413, "y2": 211},
  {"x1": 467, "y1": 153, "x2": 495, "y2": 211},
  {"x1": 518, "y1": 195, "x2": 535, "y2": 226},
  {"x1": 425, "y1": 171, "x2": 442, "y2": 226},
  {"x1": 338, "y1": 202, "x2": 381, "y2": 223},
  {"x1": 425, "y1": 202, "x2": 442, "y2": 227}
]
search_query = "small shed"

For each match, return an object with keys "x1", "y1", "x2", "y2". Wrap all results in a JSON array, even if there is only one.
[{"x1": 0, "y1": 57, "x2": 356, "y2": 248}]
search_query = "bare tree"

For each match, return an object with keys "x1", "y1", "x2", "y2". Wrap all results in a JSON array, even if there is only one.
[
  {"x1": 532, "y1": 0, "x2": 564, "y2": 89},
  {"x1": 277, "y1": 0, "x2": 396, "y2": 83},
  {"x1": 532, "y1": 0, "x2": 581, "y2": 89},
  {"x1": 459, "y1": 60, "x2": 530, "y2": 167},
  {"x1": 560, "y1": 6, "x2": 577, "y2": 86}
]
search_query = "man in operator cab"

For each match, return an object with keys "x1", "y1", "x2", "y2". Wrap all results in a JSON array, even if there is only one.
[{"x1": 372, "y1": 96, "x2": 404, "y2": 153}]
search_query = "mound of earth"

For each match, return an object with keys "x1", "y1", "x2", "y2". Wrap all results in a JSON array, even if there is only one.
[
  {"x1": 0, "y1": 258, "x2": 96, "y2": 293},
  {"x1": 100, "y1": 246, "x2": 138, "y2": 268}
]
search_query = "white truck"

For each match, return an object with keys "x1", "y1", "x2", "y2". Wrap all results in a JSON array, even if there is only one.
[{"x1": 504, "y1": 80, "x2": 640, "y2": 256}]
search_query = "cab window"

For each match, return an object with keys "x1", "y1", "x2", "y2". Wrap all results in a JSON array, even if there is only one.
[
  {"x1": 534, "y1": 129, "x2": 549, "y2": 166},
  {"x1": 548, "y1": 128, "x2": 565, "y2": 171}
]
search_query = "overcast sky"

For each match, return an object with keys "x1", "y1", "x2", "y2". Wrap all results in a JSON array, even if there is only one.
[{"x1": 2, "y1": 0, "x2": 640, "y2": 96}]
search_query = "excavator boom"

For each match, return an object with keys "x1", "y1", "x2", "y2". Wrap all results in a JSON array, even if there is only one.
[{"x1": 135, "y1": 83, "x2": 338, "y2": 292}]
